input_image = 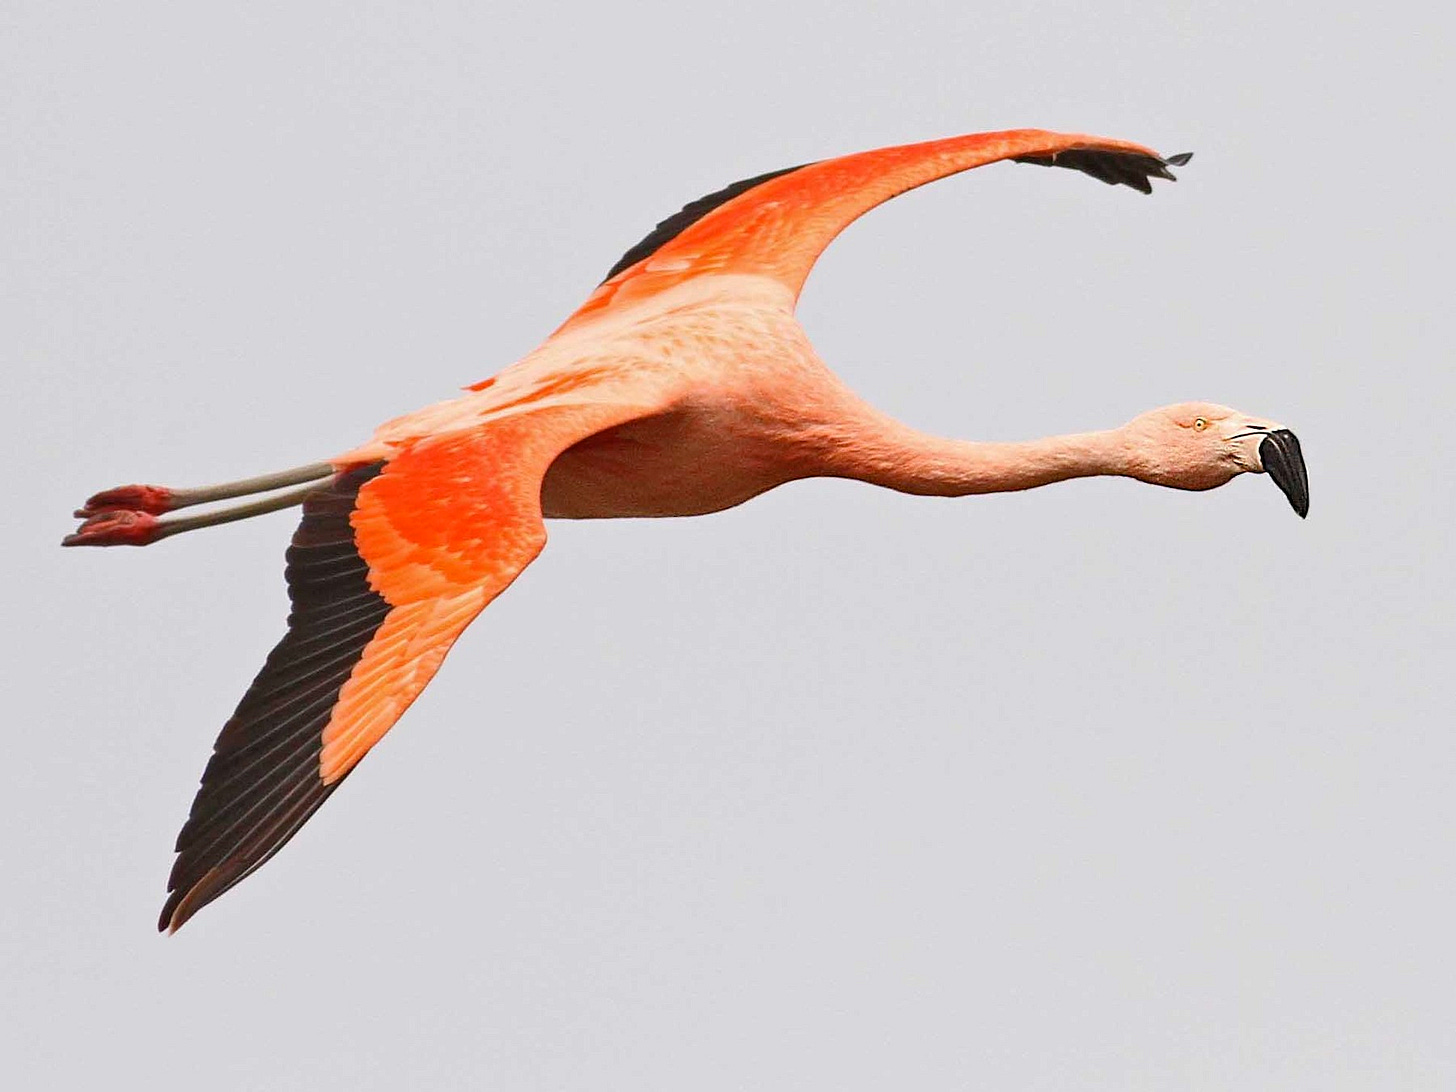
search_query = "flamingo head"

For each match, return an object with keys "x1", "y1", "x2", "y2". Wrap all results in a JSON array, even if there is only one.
[{"x1": 1124, "y1": 402, "x2": 1309, "y2": 517}]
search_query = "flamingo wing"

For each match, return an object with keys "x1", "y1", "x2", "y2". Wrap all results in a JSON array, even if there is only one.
[
  {"x1": 564, "y1": 129, "x2": 1187, "y2": 329},
  {"x1": 160, "y1": 401, "x2": 662, "y2": 931}
]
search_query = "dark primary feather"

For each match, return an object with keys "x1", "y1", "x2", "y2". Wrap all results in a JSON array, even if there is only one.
[
  {"x1": 158, "y1": 463, "x2": 389, "y2": 932},
  {"x1": 1013, "y1": 148, "x2": 1192, "y2": 194},
  {"x1": 602, "y1": 163, "x2": 809, "y2": 283}
]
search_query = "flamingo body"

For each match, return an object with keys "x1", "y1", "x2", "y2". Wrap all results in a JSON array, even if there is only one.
[{"x1": 63, "y1": 129, "x2": 1306, "y2": 931}]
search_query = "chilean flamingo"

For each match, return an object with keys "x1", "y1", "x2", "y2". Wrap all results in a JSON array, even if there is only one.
[{"x1": 64, "y1": 128, "x2": 1309, "y2": 932}]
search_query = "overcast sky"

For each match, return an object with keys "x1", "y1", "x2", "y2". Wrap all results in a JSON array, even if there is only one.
[{"x1": 4, "y1": 2, "x2": 1452, "y2": 1088}]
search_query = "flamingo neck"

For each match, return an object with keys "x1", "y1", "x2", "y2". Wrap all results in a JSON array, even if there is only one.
[{"x1": 813, "y1": 413, "x2": 1135, "y2": 497}]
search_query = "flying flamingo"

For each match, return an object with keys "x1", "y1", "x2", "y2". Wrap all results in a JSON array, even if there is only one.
[{"x1": 64, "y1": 128, "x2": 1309, "y2": 932}]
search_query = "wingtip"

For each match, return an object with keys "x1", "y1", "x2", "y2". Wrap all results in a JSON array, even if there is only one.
[
  {"x1": 158, "y1": 882, "x2": 206, "y2": 933},
  {"x1": 158, "y1": 897, "x2": 182, "y2": 934},
  {"x1": 158, "y1": 866, "x2": 215, "y2": 932}
]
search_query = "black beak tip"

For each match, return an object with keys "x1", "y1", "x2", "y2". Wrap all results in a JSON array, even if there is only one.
[{"x1": 1259, "y1": 430, "x2": 1309, "y2": 519}]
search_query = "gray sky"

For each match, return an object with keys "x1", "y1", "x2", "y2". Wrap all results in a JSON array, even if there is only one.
[{"x1": 5, "y1": 2, "x2": 1451, "y2": 1088}]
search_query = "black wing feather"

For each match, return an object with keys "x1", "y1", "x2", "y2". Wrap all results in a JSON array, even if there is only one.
[
  {"x1": 602, "y1": 163, "x2": 809, "y2": 283},
  {"x1": 1012, "y1": 148, "x2": 1192, "y2": 193},
  {"x1": 159, "y1": 462, "x2": 390, "y2": 931}
]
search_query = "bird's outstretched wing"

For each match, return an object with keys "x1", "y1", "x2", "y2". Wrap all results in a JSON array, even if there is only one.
[
  {"x1": 564, "y1": 129, "x2": 1187, "y2": 329},
  {"x1": 160, "y1": 401, "x2": 658, "y2": 931}
]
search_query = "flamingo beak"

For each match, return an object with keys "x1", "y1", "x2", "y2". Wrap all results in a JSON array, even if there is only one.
[{"x1": 1258, "y1": 429, "x2": 1309, "y2": 518}]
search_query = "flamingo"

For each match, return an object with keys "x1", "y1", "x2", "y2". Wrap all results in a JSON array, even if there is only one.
[{"x1": 64, "y1": 128, "x2": 1309, "y2": 932}]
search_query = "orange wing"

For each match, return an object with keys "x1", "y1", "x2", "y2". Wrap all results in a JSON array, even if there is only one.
[
  {"x1": 564, "y1": 129, "x2": 1187, "y2": 329},
  {"x1": 160, "y1": 401, "x2": 659, "y2": 931}
]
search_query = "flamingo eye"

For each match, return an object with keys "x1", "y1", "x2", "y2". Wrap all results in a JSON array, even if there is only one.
[{"x1": 1193, "y1": 417, "x2": 1208, "y2": 431}]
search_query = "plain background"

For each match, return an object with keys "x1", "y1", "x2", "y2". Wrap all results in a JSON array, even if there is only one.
[{"x1": 4, "y1": 2, "x2": 1451, "y2": 1088}]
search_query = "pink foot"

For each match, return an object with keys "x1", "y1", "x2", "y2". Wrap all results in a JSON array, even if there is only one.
[
  {"x1": 74, "y1": 484, "x2": 175, "y2": 518},
  {"x1": 62, "y1": 509, "x2": 163, "y2": 547}
]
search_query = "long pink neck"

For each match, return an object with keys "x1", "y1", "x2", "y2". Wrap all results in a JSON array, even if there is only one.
[{"x1": 807, "y1": 412, "x2": 1134, "y2": 497}]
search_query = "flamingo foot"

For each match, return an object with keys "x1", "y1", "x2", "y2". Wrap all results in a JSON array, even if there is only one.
[
  {"x1": 63, "y1": 509, "x2": 164, "y2": 547},
  {"x1": 75, "y1": 483, "x2": 176, "y2": 518}
]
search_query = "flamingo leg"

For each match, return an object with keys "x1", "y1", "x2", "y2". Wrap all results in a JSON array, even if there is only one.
[
  {"x1": 64, "y1": 469, "x2": 335, "y2": 547},
  {"x1": 74, "y1": 462, "x2": 336, "y2": 518}
]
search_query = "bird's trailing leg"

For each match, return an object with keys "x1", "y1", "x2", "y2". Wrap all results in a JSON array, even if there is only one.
[
  {"x1": 64, "y1": 462, "x2": 336, "y2": 547},
  {"x1": 74, "y1": 462, "x2": 336, "y2": 517}
]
